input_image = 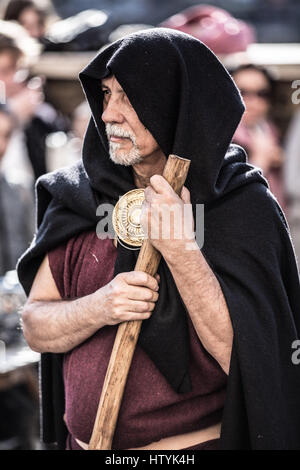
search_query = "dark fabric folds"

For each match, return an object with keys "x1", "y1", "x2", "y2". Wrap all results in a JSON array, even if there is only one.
[{"x1": 17, "y1": 28, "x2": 300, "y2": 449}]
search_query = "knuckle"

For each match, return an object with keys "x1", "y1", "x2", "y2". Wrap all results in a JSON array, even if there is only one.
[
  {"x1": 124, "y1": 271, "x2": 135, "y2": 281},
  {"x1": 137, "y1": 271, "x2": 148, "y2": 284},
  {"x1": 111, "y1": 312, "x2": 118, "y2": 322},
  {"x1": 121, "y1": 272, "x2": 131, "y2": 284},
  {"x1": 111, "y1": 294, "x2": 120, "y2": 305},
  {"x1": 110, "y1": 283, "x2": 118, "y2": 295},
  {"x1": 140, "y1": 302, "x2": 148, "y2": 312},
  {"x1": 119, "y1": 285, "x2": 128, "y2": 296},
  {"x1": 145, "y1": 290, "x2": 153, "y2": 301},
  {"x1": 150, "y1": 174, "x2": 162, "y2": 185},
  {"x1": 136, "y1": 302, "x2": 145, "y2": 312},
  {"x1": 112, "y1": 279, "x2": 122, "y2": 292},
  {"x1": 129, "y1": 270, "x2": 138, "y2": 280},
  {"x1": 132, "y1": 303, "x2": 139, "y2": 312}
]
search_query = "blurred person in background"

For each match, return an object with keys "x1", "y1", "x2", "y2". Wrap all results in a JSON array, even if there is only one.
[
  {"x1": 0, "y1": 30, "x2": 69, "y2": 183},
  {"x1": 72, "y1": 101, "x2": 91, "y2": 142},
  {"x1": 46, "y1": 101, "x2": 90, "y2": 172},
  {"x1": 65, "y1": 100, "x2": 90, "y2": 164},
  {"x1": 3, "y1": 0, "x2": 46, "y2": 41},
  {"x1": 0, "y1": 104, "x2": 34, "y2": 277},
  {"x1": 284, "y1": 110, "x2": 300, "y2": 265},
  {"x1": 232, "y1": 64, "x2": 286, "y2": 211}
]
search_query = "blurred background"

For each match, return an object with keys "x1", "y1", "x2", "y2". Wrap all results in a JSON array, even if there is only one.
[{"x1": 0, "y1": 0, "x2": 299, "y2": 450}]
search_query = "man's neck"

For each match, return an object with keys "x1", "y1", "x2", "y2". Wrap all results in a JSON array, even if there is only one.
[{"x1": 133, "y1": 151, "x2": 166, "y2": 189}]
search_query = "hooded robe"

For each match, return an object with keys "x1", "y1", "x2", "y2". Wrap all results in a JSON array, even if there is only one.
[{"x1": 17, "y1": 28, "x2": 300, "y2": 450}]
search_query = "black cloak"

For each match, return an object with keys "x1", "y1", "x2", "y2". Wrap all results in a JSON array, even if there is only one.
[{"x1": 17, "y1": 28, "x2": 300, "y2": 450}]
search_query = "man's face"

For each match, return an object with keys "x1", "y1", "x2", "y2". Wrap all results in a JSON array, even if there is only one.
[
  {"x1": 101, "y1": 75, "x2": 160, "y2": 166},
  {"x1": 0, "y1": 112, "x2": 13, "y2": 160}
]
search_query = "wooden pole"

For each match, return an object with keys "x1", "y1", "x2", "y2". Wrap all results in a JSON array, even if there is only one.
[{"x1": 88, "y1": 154, "x2": 191, "y2": 450}]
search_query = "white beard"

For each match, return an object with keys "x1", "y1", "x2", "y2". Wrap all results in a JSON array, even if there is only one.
[
  {"x1": 106, "y1": 123, "x2": 144, "y2": 166},
  {"x1": 108, "y1": 141, "x2": 144, "y2": 166}
]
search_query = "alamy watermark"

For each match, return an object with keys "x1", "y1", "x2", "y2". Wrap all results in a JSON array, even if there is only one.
[
  {"x1": 291, "y1": 80, "x2": 300, "y2": 105},
  {"x1": 96, "y1": 202, "x2": 204, "y2": 250},
  {"x1": 291, "y1": 339, "x2": 300, "y2": 365}
]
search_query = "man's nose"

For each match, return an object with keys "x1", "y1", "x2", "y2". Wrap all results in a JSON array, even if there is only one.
[{"x1": 101, "y1": 99, "x2": 124, "y2": 124}]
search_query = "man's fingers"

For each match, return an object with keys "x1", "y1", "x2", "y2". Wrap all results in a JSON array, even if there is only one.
[
  {"x1": 122, "y1": 271, "x2": 159, "y2": 291},
  {"x1": 127, "y1": 285, "x2": 159, "y2": 302},
  {"x1": 149, "y1": 174, "x2": 173, "y2": 195},
  {"x1": 123, "y1": 311, "x2": 152, "y2": 321},
  {"x1": 127, "y1": 300, "x2": 156, "y2": 313}
]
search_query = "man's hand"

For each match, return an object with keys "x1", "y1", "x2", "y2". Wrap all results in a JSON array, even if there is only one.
[
  {"x1": 22, "y1": 256, "x2": 160, "y2": 354},
  {"x1": 140, "y1": 175, "x2": 195, "y2": 259},
  {"x1": 96, "y1": 271, "x2": 159, "y2": 326}
]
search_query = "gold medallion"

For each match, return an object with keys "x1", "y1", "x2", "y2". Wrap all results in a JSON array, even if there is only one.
[{"x1": 112, "y1": 189, "x2": 145, "y2": 248}]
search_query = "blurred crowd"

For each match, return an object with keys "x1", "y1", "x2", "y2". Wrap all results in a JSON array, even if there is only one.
[{"x1": 0, "y1": 0, "x2": 300, "y2": 450}]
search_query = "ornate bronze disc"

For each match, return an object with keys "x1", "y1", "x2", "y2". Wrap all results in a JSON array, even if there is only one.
[{"x1": 112, "y1": 189, "x2": 145, "y2": 247}]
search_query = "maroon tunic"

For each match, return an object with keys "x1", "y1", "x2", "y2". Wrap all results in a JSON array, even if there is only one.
[{"x1": 48, "y1": 231, "x2": 227, "y2": 450}]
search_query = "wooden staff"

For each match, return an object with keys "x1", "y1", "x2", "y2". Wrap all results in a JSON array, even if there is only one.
[{"x1": 88, "y1": 154, "x2": 191, "y2": 450}]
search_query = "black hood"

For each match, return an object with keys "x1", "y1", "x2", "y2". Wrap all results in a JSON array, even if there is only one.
[{"x1": 79, "y1": 27, "x2": 247, "y2": 204}]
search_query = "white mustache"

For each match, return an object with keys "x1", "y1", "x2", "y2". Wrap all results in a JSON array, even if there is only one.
[{"x1": 105, "y1": 123, "x2": 137, "y2": 145}]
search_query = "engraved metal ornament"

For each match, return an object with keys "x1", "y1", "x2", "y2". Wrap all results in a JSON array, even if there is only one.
[{"x1": 112, "y1": 189, "x2": 145, "y2": 248}]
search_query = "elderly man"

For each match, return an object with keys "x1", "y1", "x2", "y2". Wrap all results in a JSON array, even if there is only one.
[{"x1": 18, "y1": 29, "x2": 300, "y2": 450}]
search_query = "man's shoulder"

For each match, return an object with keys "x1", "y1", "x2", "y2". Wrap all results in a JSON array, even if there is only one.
[
  {"x1": 37, "y1": 161, "x2": 87, "y2": 191},
  {"x1": 36, "y1": 161, "x2": 97, "y2": 215},
  {"x1": 223, "y1": 179, "x2": 284, "y2": 221},
  {"x1": 239, "y1": 181, "x2": 286, "y2": 228},
  {"x1": 208, "y1": 180, "x2": 288, "y2": 244}
]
